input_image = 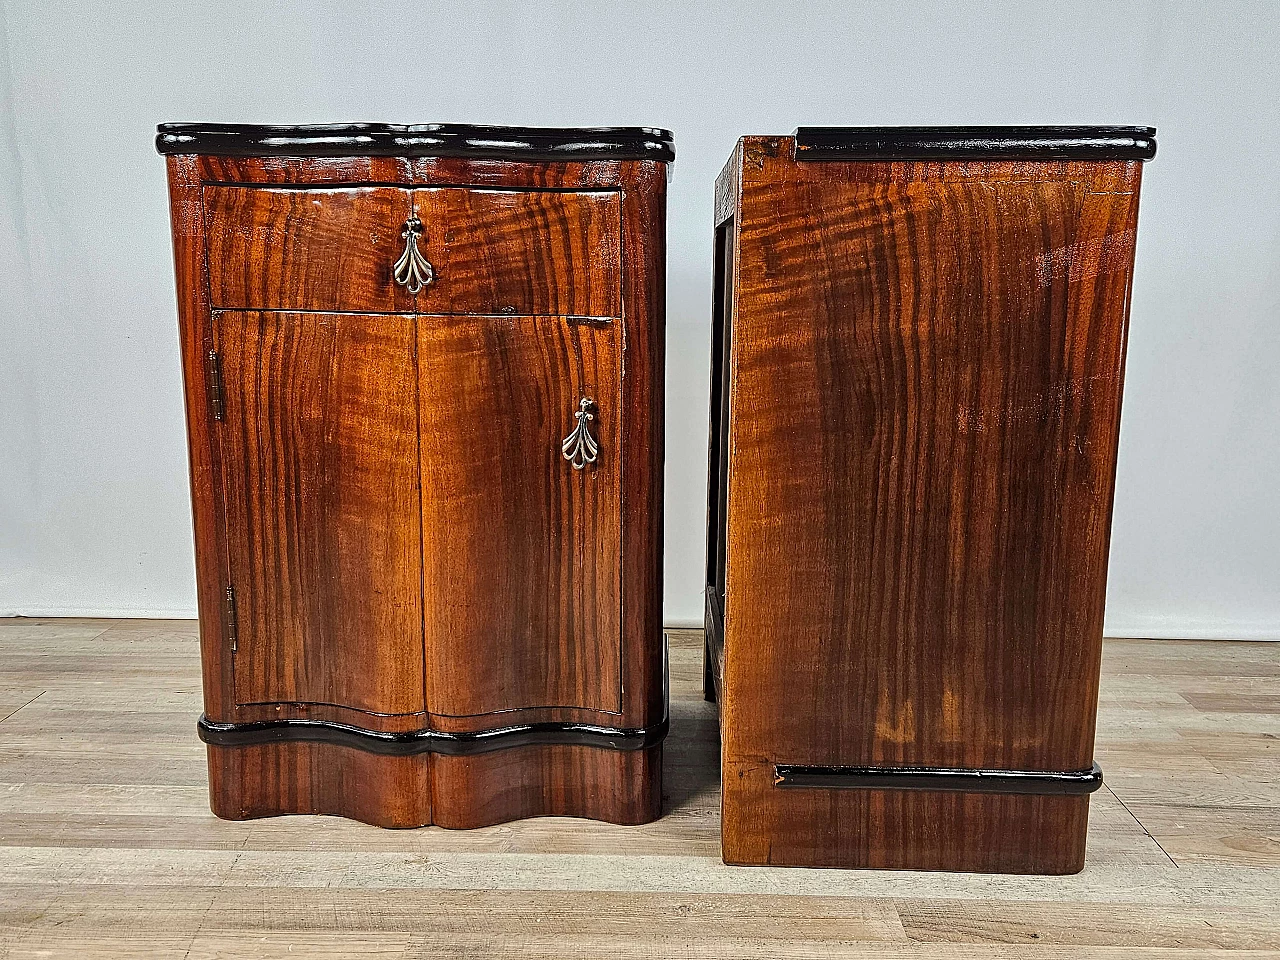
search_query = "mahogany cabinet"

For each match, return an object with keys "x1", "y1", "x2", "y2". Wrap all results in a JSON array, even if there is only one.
[
  {"x1": 157, "y1": 123, "x2": 672, "y2": 828},
  {"x1": 706, "y1": 126, "x2": 1155, "y2": 872}
]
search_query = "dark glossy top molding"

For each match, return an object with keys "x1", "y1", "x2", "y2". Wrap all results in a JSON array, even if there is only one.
[
  {"x1": 156, "y1": 122, "x2": 675, "y2": 162},
  {"x1": 793, "y1": 126, "x2": 1156, "y2": 161}
]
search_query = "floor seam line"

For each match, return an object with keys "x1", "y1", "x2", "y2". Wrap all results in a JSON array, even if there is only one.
[
  {"x1": 0, "y1": 690, "x2": 46, "y2": 725},
  {"x1": 1105, "y1": 782, "x2": 1180, "y2": 868}
]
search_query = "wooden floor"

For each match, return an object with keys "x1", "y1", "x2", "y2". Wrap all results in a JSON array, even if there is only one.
[{"x1": 0, "y1": 622, "x2": 1277, "y2": 958}]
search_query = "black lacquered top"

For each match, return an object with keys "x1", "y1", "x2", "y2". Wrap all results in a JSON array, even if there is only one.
[
  {"x1": 793, "y1": 126, "x2": 1156, "y2": 161},
  {"x1": 156, "y1": 122, "x2": 675, "y2": 162}
]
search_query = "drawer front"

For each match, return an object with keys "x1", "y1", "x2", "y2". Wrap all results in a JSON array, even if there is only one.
[
  {"x1": 204, "y1": 186, "x2": 415, "y2": 313},
  {"x1": 203, "y1": 185, "x2": 621, "y2": 317},
  {"x1": 413, "y1": 188, "x2": 621, "y2": 318}
]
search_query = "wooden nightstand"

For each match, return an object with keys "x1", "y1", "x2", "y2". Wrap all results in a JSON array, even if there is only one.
[
  {"x1": 706, "y1": 126, "x2": 1155, "y2": 872},
  {"x1": 158, "y1": 123, "x2": 672, "y2": 828}
]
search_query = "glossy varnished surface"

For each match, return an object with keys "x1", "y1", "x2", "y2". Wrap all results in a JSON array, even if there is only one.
[
  {"x1": 197, "y1": 714, "x2": 667, "y2": 755},
  {"x1": 208, "y1": 739, "x2": 433, "y2": 828},
  {"x1": 726, "y1": 757, "x2": 1093, "y2": 873},
  {"x1": 2, "y1": 622, "x2": 1278, "y2": 957},
  {"x1": 204, "y1": 185, "x2": 415, "y2": 313},
  {"x1": 214, "y1": 312, "x2": 424, "y2": 720},
  {"x1": 429, "y1": 744, "x2": 661, "y2": 829},
  {"x1": 727, "y1": 162, "x2": 1139, "y2": 772},
  {"x1": 163, "y1": 146, "x2": 667, "y2": 827},
  {"x1": 712, "y1": 137, "x2": 1147, "y2": 872},
  {"x1": 418, "y1": 315, "x2": 622, "y2": 722},
  {"x1": 793, "y1": 125, "x2": 1157, "y2": 160},
  {"x1": 413, "y1": 187, "x2": 621, "y2": 317},
  {"x1": 157, "y1": 122, "x2": 675, "y2": 162},
  {"x1": 204, "y1": 741, "x2": 660, "y2": 829},
  {"x1": 203, "y1": 185, "x2": 621, "y2": 317}
]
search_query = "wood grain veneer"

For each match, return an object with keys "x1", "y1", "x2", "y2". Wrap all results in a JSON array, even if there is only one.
[
  {"x1": 205, "y1": 741, "x2": 661, "y2": 829},
  {"x1": 203, "y1": 184, "x2": 620, "y2": 317},
  {"x1": 204, "y1": 186, "x2": 415, "y2": 313},
  {"x1": 413, "y1": 187, "x2": 621, "y2": 317},
  {"x1": 159, "y1": 124, "x2": 671, "y2": 829},
  {"x1": 708, "y1": 130, "x2": 1153, "y2": 873},
  {"x1": 418, "y1": 314, "x2": 622, "y2": 723},
  {"x1": 214, "y1": 311, "x2": 424, "y2": 720}
]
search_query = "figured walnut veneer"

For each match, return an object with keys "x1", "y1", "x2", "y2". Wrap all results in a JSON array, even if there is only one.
[
  {"x1": 707, "y1": 129, "x2": 1152, "y2": 872},
  {"x1": 160, "y1": 125, "x2": 670, "y2": 827}
]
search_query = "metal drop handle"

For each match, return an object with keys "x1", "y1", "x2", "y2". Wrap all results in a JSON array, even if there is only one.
[
  {"x1": 561, "y1": 398, "x2": 599, "y2": 470},
  {"x1": 393, "y1": 216, "x2": 434, "y2": 294}
]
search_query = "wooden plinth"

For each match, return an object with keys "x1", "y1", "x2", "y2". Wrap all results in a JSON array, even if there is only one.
[
  {"x1": 722, "y1": 757, "x2": 1091, "y2": 874},
  {"x1": 206, "y1": 740, "x2": 662, "y2": 829}
]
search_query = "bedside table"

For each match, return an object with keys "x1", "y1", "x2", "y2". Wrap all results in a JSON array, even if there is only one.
[
  {"x1": 158, "y1": 122, "x2": 672, "y2": 828},
  {"x1": 706, "y1": 126, "x2": 1154, "y2": 872}
]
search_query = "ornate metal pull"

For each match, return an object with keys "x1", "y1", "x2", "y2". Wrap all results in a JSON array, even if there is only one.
[
  {"x1": 561, "y1": 398, "x2": 599, "y2": 470},
  {"x1": 393, "y1": 216, "x2": 434, "y2": 294}
]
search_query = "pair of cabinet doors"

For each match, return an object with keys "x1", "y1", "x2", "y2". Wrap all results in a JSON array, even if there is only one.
[{"x1": 203, "y1": 183, "x2": 624, "y2": 725}]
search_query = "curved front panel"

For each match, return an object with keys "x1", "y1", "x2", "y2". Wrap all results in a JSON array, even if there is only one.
[
  {"x1": 418, "y1": 315, "x2": 623, "y2": 720},
  {"x1": 215, "y1": 311, "x2": 425, "y2": 718}
]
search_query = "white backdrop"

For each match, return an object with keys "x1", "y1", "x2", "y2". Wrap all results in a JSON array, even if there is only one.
[{"x1": 1, "y1": 1, "x2": 1277, "y2": 637}]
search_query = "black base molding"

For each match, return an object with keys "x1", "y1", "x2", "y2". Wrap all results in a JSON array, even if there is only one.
[
  {"x1": 198, "y1": 714, "x2": 668, "y2": 757},
  {"x1": 774, "y1": 762, "x2": 1103, "y2": 796}
]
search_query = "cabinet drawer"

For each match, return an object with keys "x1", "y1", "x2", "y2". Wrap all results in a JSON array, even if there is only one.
[
  {"x1": 204, "y1": 185, "x2": 621, "y2": 317},
  {"x1": 414, "y1": 188, "x2": 621, "y2": 317},
  {"x1": 204, "y1": 186, "x2": 415, "y2": 313}
]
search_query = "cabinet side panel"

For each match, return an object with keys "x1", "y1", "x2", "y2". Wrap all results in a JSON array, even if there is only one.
[
  {"x1": 722, "y1": 757, "x2": 1089, "y2": 873},
  {"x1": 165, "y1": 155, "x2": 230, "y2": 719},
  {"x1": 618, "y1": 162, "x2": 667, "y2": 723},
  {"x1": 723, "y1": 159, "x2": 1142, "y2": 775}
]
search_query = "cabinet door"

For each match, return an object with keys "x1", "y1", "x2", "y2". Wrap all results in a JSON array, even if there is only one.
[
  {"x1": 214, "y1": 311, "x2": 425, "y2": 716},
  {"x1": 418, "y1": 315, "x2": 622, "y2": 717}
]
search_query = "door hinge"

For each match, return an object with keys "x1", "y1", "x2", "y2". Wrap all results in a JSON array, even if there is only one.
[
  {"x1": 224, "y1": 585, "x2": 238, "y2": 652},
  {"x1": 206, "y1": 349, "x2": 225, "y2": 421}
]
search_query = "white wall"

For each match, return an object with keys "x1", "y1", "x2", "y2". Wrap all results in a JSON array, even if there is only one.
[{"x1": 1, "y1": 0, "x2": 1277, "y2": 637}]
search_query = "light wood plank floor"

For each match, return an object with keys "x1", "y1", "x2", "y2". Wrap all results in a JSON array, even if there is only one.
[{"x1": 0, "y1": 620, "x2": 1277, "y2": 958}]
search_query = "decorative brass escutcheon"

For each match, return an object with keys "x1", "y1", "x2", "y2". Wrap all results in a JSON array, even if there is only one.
[
  {"x1": 393, "y1": 216, "x2": 435, "y2": 294},
  {"x1": 561, "y1": 398, "x2": 599, "y2": 470}
]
